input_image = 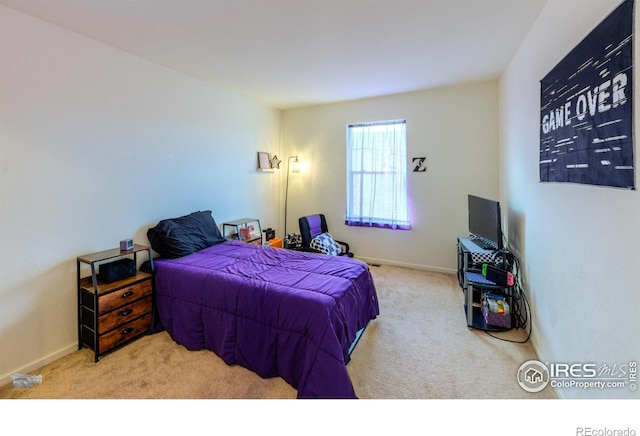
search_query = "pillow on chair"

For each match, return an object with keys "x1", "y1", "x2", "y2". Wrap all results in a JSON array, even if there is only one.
[{"x1": 310, "y1": 232, "x2": 342, "y2": 256}]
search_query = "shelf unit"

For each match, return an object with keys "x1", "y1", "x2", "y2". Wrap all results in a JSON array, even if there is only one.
[
  {"x1": 463, "y1": 270, "x2": 513, "y2": 331},
  {"x1": 77, "y1": 244, "x2": 154, "y2": 362},
  {"x1": 222, "y1": 218, "x2": 262, "y2": 245},
  {"x1": 457, "y1": 236, "x2": 513, "y2": 331}
]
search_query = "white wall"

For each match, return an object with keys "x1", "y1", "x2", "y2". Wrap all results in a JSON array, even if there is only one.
[
  {"x1": 0, "y1": 6, "x2": 281, "y2": 382},
  {"x1": 500, "y1": 0, "x2": 639, "y2": 399},
  {"x1": 282, "y1": 81, "x2": 499, "y2": 272}
]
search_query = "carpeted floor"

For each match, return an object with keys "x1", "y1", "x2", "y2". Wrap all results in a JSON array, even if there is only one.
[{"x1": 0, "y1": 264, "x2": 557, "y2": 400}]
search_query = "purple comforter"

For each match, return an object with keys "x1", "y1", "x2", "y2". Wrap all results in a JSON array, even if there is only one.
[{"x1": 154, "y1": 240, "x2": 379, "y2": 398}]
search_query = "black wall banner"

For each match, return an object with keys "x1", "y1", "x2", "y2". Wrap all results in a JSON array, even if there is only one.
[{"x1": 539, "y1": 0, "x2": 634, "y2": 189}]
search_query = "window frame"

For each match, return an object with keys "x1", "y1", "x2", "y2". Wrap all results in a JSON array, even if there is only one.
[{"x1": 345, "y1": 119, "x2": 410, "y2": 230}]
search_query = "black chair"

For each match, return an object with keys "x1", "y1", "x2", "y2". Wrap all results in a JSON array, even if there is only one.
[{"x1": 298, "y1": 214, "x2": 353, "y2": 257}]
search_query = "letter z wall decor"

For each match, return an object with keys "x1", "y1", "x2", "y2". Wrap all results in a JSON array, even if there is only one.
[{"x1": 539, "y1": 0, "x2": 634, "y2": 189}]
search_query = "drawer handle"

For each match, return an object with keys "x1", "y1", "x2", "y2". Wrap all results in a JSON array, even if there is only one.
[
  {"x1": 119, "y1": 309, "x2": 133, "y2": 317},
  {"x1": 121, "y1": 291, "x2": 134, "y2": 298},
  {"x1": 121, "y1": 327, "x2": 133, "y2": 336}
]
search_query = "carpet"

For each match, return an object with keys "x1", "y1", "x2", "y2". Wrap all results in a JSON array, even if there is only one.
[{"x1": 0, "y1": 264, "x2": 557, "y2": 400}]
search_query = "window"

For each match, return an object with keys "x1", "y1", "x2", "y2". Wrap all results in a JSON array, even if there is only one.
[{"x1": 346, "y1": 119, "x2": 410, "y2": 230}]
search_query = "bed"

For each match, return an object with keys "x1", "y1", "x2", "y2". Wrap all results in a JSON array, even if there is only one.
[{"x1": 147, "y1": 211, "x2": 380, "y2": 399}]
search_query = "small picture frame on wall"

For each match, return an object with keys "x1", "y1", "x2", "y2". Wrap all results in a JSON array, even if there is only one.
[{"x1": 257, "y1": 152, "x2": 271, "y2": 170}]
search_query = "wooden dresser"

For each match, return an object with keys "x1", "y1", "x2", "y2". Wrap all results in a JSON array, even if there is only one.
[{"x1": 77, "y1": 245, "x2": 154, "y2": 361}]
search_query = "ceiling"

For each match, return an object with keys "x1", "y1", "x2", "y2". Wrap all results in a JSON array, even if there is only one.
[{"x1": 0, "y1": 0, "x2": 548, "y2": 109}]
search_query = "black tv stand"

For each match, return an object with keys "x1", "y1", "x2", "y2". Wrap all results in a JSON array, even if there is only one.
[{"x1": 457, "y1": 236, "x2": 514, "y2": 331}]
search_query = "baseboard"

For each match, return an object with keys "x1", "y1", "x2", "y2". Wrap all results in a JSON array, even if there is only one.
[
  {"x1": 356, "y1": 255, "x2": 457, "y2": 275},
  {"x1": 0, "y1": 343, "x2": 77, "y2": 387}
]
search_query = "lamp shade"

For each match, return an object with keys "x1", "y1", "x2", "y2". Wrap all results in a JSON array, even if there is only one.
[{"x1": 291, "y1": 158, "x2": 301, "y2": 173}]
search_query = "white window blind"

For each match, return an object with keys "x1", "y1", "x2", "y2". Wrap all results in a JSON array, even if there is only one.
[{"x1": 346, "y1": 119, "x2": 410, "y2": 230}]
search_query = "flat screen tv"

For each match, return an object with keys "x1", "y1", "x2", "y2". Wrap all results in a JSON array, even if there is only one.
[{"x1": 468, "y1": 195, "x2": 503, "y2": 250}]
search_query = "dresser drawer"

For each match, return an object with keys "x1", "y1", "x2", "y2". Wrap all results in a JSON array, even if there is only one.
[
  {"x1": 99, "y1": 279, "x2": 152, "y2": 314},
  {"x1": 98, "y1": 296, "x2": 152, "y2": 334},
  {"x1": 99, "y1": 313, "x2": 151, "y2": 354}
]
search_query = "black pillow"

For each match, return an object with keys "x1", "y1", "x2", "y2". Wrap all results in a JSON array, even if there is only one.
[{"x1": 147, "y1": 210, "x2": 226, "y2": 259}]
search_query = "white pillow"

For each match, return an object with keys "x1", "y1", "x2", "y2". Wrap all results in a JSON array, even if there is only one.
[{"x1": 310, "y1": 232, "x2": 342, "y2": 256}]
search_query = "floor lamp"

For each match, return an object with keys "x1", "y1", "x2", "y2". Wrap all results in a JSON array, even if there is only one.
[{"x1": 284, "y1": 155, "x2": 300, "y2": 239}]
